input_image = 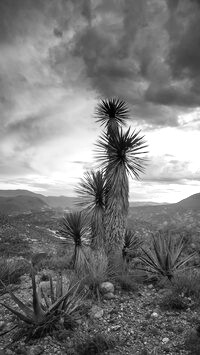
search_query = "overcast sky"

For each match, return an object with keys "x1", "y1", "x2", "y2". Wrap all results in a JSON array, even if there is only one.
[{"x1": 0, "y1": 0, "x2": 200, "y2": 203}]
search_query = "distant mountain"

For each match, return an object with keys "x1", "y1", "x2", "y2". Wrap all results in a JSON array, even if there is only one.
[
  {"x1": 0, "y1": 190, "x2": 77, "y2": 213},
  {"x1": 129, "y1": 201, "x2": 164, "y2": 207},
  {"x1": 0, "y1": 189, "x2": 199, "y2": 215},
  {"x1": 0, "y1": 195, "x2": 47, "y2": 214},
  {"x1": 45, "y1": 196, "x2": 77, "y2": 209},
  {"x1": 175, "y1": 193, "x2": 200, "y2": 210}
]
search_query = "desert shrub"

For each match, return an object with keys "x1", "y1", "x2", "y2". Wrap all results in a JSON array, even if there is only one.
[
  {"x1": 159, "y1": 291, "x2": 188, "y2": 311},
  {"x1": 139, "y1": 231, "x2": 195, "y2": 281},
  {"x1": 116, "y1": 272, "x2": 139, "y2": 292},
  {"x1": 82, "y1": 250, "x2": 111, "y2": 300},
  {"x1": 0, "y1": 257, "x2": 30, "y2": 291},
  {"x1": 0, "y1": 231, "x2": 30, "y2": 258},
  {"x1": 76, "y1": 333, "x2": 116, "y2": 355},
  {"x1": 184, "y1": 330, "x2": 200, "y2": 355},
  {"x1": 172, "y1": 268, "x2": 200, "y2": 301},
  {"x1": 36, "y1": 253, "x2": 72, "y2": 272}
]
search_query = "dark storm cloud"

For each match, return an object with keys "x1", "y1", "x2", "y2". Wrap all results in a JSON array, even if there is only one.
[{"x1": 1, "y1": 0, "x2": 200, "y2": 133}]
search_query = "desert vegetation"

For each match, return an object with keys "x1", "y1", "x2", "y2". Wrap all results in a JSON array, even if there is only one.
[{"x1": 0, "y1": 99, "x2": 200, "y2": 354}]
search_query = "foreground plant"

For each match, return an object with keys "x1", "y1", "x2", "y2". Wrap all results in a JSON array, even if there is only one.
[
  {"x1": 0, "y1": 269, "x2": 85, "y2": 341},
  {"x1": 138, "y1": 232, "x2": 196, "y2": 281},
  {"x1": 59, "y1": 211, "x2": 90, "y2": 272}
]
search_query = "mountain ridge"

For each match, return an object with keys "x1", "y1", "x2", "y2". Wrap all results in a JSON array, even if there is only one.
[{"x1": 0, "y1": 189, "x2": 199, "y2": 214}]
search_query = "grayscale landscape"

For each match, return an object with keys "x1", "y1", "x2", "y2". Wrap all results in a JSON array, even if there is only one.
[{"x1": 1, "y1": 1, "x2": 200, "y2": 355}]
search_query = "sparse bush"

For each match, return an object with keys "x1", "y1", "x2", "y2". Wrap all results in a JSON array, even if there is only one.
[
  {"x1": 172, "y1": 268, "x2": 200, "y2": 301},
  {"x1": 159, "y1": 291, "x2": 188, "y2": 311},
  {"x1": 116, "y1": 272, "x2": 139, "y2": 292},
  {"x1": 184, "y1": 329, "x2": 200, "y2": 355},
  {"x1": 82, "y1": 250, "x2": 111, "y2": 300},
  {"x1": 0, "y1": 257, "x2": 30, "y2": 291},
  {"x1": 76, "y1": 333, "x2": 116, "y2": 355}
]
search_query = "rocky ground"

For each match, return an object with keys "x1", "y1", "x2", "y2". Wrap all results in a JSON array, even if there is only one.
[{"x1": 0, "y1": 271, "x2": 199, "y2": 355}]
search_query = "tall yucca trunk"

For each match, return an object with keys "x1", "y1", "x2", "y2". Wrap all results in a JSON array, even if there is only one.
[
  {"x1": 91, "y1": 208, "x2": 105, "y2": 250},
  {"x1": 104, "y1": 166, "x2": 129, "y2": 256}
]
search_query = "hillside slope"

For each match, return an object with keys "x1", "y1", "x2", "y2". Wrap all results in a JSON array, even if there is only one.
[{"x1": 0, "y1": 196, "x2": 47, "y2": 214}]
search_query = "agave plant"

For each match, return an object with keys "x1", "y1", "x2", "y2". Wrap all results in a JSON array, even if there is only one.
[
  {"x1": 122, "y1": 229, "x2": 143, "y2": 263},
  {"x1": 0, "y1": 269, "x2": 85, "y2": 341},
  {"x1": 59, "y1": 211, "x2": 90, "y2": 272},
  {"x1": 76, "y1": 170, "x2": 106, "y2": 250},
  {"x1": 95, "y1": 126, "x2": 147, "y2": 255},
  {"x1": 138, "y1": 232, "x2": 196, "y2": 281}
]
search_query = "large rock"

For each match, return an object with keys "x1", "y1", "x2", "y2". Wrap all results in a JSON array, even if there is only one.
[
  {"x1": 100, "y1": 282, "x2": 114, "y2": 295},
  {"x1": 89, "y1": 305, "x2": 104, "y2": 318}
]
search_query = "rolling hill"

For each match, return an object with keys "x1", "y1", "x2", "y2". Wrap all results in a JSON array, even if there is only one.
[
  {"x1": 0, "y1": 189, "x2": 199, "y2": 215},
  {"x1": 0, "y1": 195, "x2": 47, "y2": 214}
]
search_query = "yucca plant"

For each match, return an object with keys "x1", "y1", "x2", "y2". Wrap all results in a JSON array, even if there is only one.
[
  {"x1": 95, "y1": 126, "x2": 147, "y2": 256},
  {"x1": 76, "y1": 170, "x2": 106, "y2": 250},
  {"x1": 138, "y1": 232, "x2": 196, "y2": 281},
  {"x1": 0, "y1": 269, "x2": 85, "y2": 341},
  {"x1": 95, "y1": 98, "x2": 129, "y2": 135},
  {"x1": 122, "y1": 229, "x2": 143, "y2": 263},
  {"x1": 59, "y1": 211, "x2": 90, "y2": 272}
]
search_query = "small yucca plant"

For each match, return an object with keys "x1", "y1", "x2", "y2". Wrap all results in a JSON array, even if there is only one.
[
  {"x1": 0, "y1": 269, "x2": 85, "y2": 341},
  {"x1": 122, "y1": 230, "x2": 142, "y2": 263},
  {"x1": 76, "y1": 170, "x2": 106, "y2": 250},
  {"x1": 138, "y1": 232, "x2": 196, "y2": 281},
  {"x1": 59, "y1": 211, "x2": 90, "y2": 272}
]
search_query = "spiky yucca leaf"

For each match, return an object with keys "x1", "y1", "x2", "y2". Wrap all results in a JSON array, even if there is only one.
[
  {"x1": 76, "y1": 170, "x2": 106, "y2": 250},
  {"x1": 59, "y1": 211, "x2": 90, "y2": 270},
  {"x1": 76, "y1": 170, "x2": 105, "y2": 215},
  {"x1": 95, "y1": 98, "x2": 129, "y2": 131},
  {"x1": 139, "y1": 233, "x2": 196, "y2": 281},
  {"x1": 122, "y1": 230, "x2": 142, "y2": 261},
  {"x1": 95, "y1": 127, "x2": 147, "y2": 181}
]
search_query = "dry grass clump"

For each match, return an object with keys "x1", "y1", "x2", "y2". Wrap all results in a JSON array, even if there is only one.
[
  {"x1": 172, "y1": 268, "x2": 200, "y2": 301},
  {"x1": 75, "y1": 333, "x2": 116, "y2": 355},
  {"x1": 0, "y1": 257, "x2": 30, "y2": 292}
]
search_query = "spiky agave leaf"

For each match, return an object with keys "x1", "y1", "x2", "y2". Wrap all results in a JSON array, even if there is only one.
[
  {"x1": 95, "y1": 127, "x2": 148, "y2": 181},
  {"x1": 95, "y1": 98, "x2": 129, "y2": 132},
  {"x1": 76, "y1": 170, "x2": 105, "y2": 215},
  {"x1": 139, "y1": 233, "x2": 196, "y2": 280}
]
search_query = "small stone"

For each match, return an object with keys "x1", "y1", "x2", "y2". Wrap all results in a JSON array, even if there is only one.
[
  {"x1": 104, "y1": 292, "x2": 115, "y2": 300},
  {"x1": 27, "y1": 345, "x2": 44, "y2": 355},
  {"x1": 0, "y1": 321, "x2": 5, "y2": 331},
  {"x1": 148, "y1": 284, "x2": 153, "y2": 289},
  {"x1": 89, "y1": 305, "x2": 104, "y2": 318},
  {"x1": 162, "y1": 337, "x2": 169, "y2": 344},
  {"x1": 151, "y1": 312, "x2": 159, "y2": 318},
  {"x1": 100, "y1": 282, "x2": 114, "y2": 294},
  {"x1": 111, "y1": 325, "x2": 121, "y2": 331}
]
